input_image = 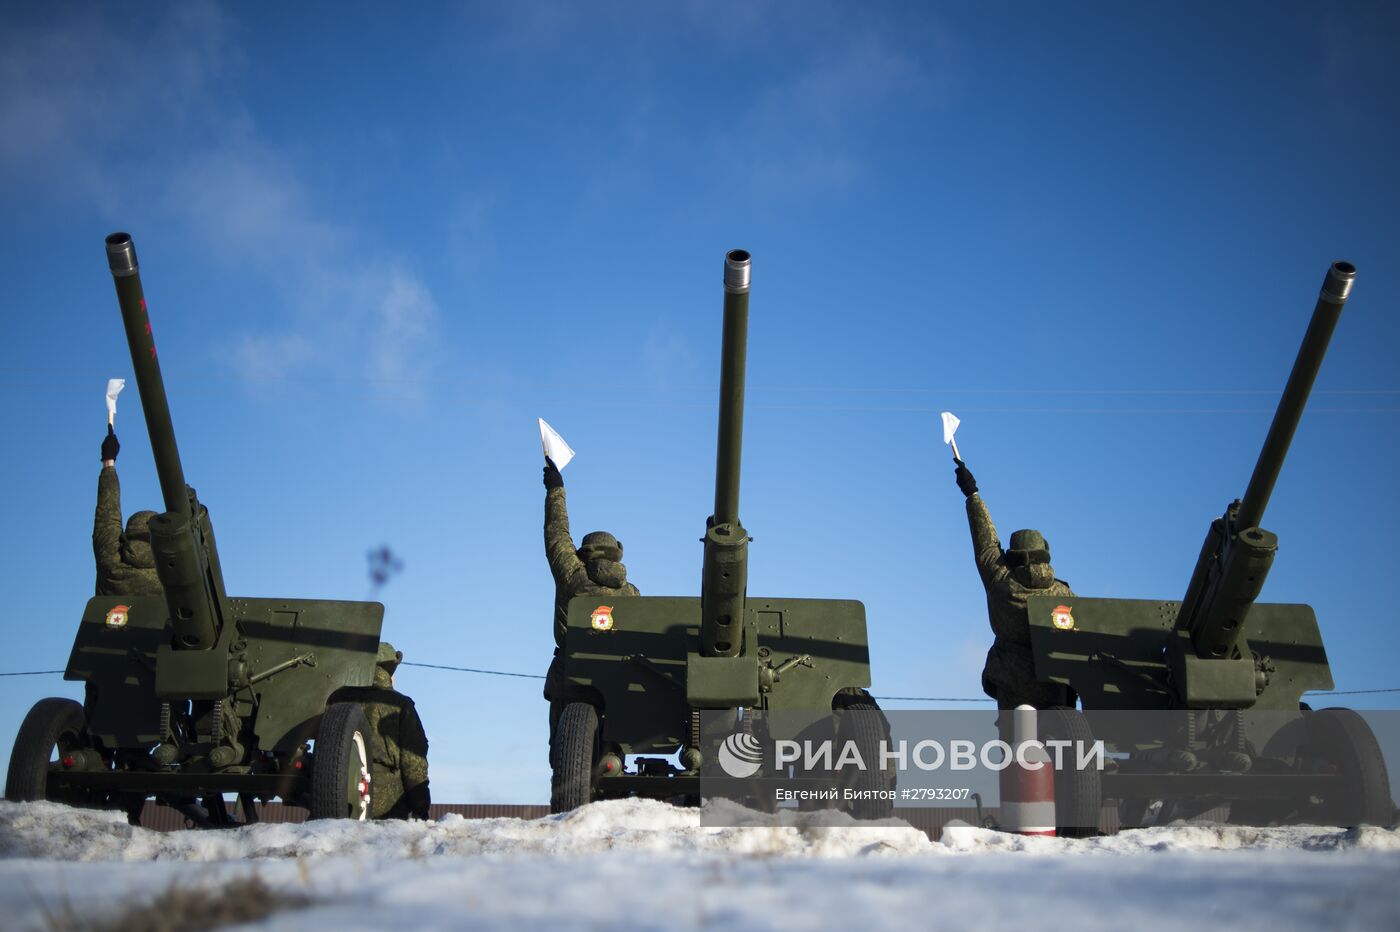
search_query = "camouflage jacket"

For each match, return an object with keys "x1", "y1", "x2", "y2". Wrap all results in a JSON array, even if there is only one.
[
  {"x1": 965, "y1": 492, "x2": 1074, "y2": 649},
  {"x1": 93, "y1": 467, "x2": 162, "y2": 597},
  {"x1": 334, "y1": 668, "x2": 430, "y2": 819},
  {"x1": 545, "y1": 487, "x2": 639, "y2": 648}
]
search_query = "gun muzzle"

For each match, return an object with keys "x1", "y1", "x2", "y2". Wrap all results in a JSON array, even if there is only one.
[
  {"x1": 724, "y1": 249, "x2": 751, "y2": 294},
  {"x1": 106, "y1": 232, "x2": 139, "y2": 278},
  {"x1": 1320, "y1": 260, "x2": 1356, "y2": 304}
]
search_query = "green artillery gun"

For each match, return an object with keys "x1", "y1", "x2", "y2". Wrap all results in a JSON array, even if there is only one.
[
  {"x1": 1024, "y1": 260, "x2": 1394, "y2": 830},
  {"x1": 4, "y1": 233, "x2": 384, "y2": 824},
  {"x1": 549, "y1": 250, "x2": 890, "y2": 814}
]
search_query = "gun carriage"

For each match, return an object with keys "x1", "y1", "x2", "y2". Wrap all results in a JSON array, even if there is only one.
[
  {"x1": 550, "y1": 251, "x2": 891, "y2": 816},
  {"x1": 1023, "y1": 261, "x2": 1394, "y2": 831},
  {"x1": 5, "y1": 234, "x2": 386, "y2": 824}
]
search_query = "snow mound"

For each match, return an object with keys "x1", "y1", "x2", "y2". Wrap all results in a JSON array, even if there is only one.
[
  {"x1": 938, "y1": 819, "x2": 1400, "y2": 855},
  {"x1": 4, "y1": 800, "x2": 1399, "y2": 864},
  {"x1": 4, "y1": 802, "x2": 1400, "y2": 932},
  {"x1": 0, "y1": 799, "x2": 933, "y2": 862}
]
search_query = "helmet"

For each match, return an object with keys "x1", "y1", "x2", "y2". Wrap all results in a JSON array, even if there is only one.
[
  {"x1": 579, "y1": 531, "x2": 623, "y2": 563},
  {"x1": 125, "y1": 510, "x2": 157, "y2": 543},
  {"x1": 376, "y1": 641, "x2": 403, "y2": 674},
  {"x1": 1005, "y1": 529, "x2": 1049, "y2": 567}
]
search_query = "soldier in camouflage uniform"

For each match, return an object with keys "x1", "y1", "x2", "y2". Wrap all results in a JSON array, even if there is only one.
[
  {"x1": 94, "y1": 426, "x2": 162, "y2": 597},
  {"x1": 542, "y1": 457, "x2": 639, "y2": 742},
  {"x1": 333, "y1": 642, "x2": 431, "y2": 819},
  {"x1": 954, "y1": 457, "x2": 1077, "y2": 710}
]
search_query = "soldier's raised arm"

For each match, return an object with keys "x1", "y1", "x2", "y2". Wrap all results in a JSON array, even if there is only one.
[
  {"x1": 955, "y1": 459, "x2": 1008, "y2": 587},
  {"x1": 93, "y1": 428, "x2": 123, "y2": 589},
  {"x1": 543, "y1": 457, "x2": 586, "y2": 588}
]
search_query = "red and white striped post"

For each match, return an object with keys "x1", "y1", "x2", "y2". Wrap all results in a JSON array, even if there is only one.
[{"x1": 998, "y1": 704, "x2": 1056, "y2": 836}]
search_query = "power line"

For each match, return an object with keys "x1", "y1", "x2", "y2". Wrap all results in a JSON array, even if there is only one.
[
  {"x1": 0, "y1": 665, "x2": 549, "y2": 681},
  {"x1": 871, "y1": 688, "x2": 1400, "y2": 700},
  {"x1": 874, "y1": 688, "x2": 1400, "y2": 701},
  {"x1": 400, "y1": 661, "x2": 544, "y2": 680},
  {"x1": 873, "y1": 695, "x2": 994, "y2": 703},
  {"x1": 4, "y1": 665, "x2": 1399, "y2": 698}
]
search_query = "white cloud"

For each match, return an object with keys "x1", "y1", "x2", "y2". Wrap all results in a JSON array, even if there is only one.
[
  {"x1": 234, "y1": 333, "x2": 318, "y2": 388},
  {"x1": 371, "y1": 269, "x2": 443, "y2": 388},
  {"x1": 641, "y1": 325, "x2": 701, "y2": 390},
  {"x1": 460, "y1": 3, "x2": 956, "y2": 201},
  {"x1": 0, "y1": 2, "x2": 235, "y2": 189},
  {"x1": 163, "y1": 141, "x2": 346, "y2": 264},
  {"x1": 3, "y1": 3, "x2": 443, "y2": 404},
  {"x1": 706, "y1": 23, "x2": 946, "y2": 197},
  {"x1": 159, "y1": 139, "x2": 443, "y2": 403}
]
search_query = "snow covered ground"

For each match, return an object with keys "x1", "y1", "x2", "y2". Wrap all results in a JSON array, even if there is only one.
[{"x1": 2, "y1": 800, "x2": 1398, "y2": 931}]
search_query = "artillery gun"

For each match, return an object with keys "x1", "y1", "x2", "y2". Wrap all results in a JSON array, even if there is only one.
[
  {"x1": 4, "y1": 233, "x2": 385, "y2": 824},
  {"x1": 1023, "y1": 260, "x2": 1394, "y2": 830},
  {"x1": 549, "y1": 250, "x2": 891, "y2": 815}
]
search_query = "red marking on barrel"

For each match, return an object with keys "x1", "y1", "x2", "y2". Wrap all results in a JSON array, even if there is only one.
[
  {"x1": 150, "y1": 345, "x2": 157, "y2": 358},
  {"x1": 140, "y1": 298, "x2": 146, "y2": 311},
  {"x1": 144, "y1": 322, "x2": 151, "y2": 335},
  {"x1": 62, "y1": 756, "x2": 75, "y2": 768}
]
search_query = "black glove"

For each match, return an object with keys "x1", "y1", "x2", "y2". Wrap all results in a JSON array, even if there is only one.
[
  {"x1": 543, "y1": 457, "x2": 564, "y2": 490},
  {"x1": 405, "y1": 782, "x2": 431, "y2": 820},
  {"x1": 101, "y1": 425, "x2": 120, "y2": 463},
  {"x1": 954, "y1": 458, "x2": 977, "y2": 497}
]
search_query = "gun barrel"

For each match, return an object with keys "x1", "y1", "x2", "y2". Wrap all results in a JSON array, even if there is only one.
[
  {"x1": 105, "y1": 233, "x2": 191, "y2": 519},
  {"x1": 1174, "y1": 261, "x2": 1355, "y2": 665},
  {"x1": 105, "y1": 232, "x2": 224, "y2": 650},
  {"x1": 1237, "y1": 261, "x2": 1356, "y2": 530},
  {"x1": 713, "y1": 250, "x2": 751, "y2": 524},
  {"x1": 700, "y1": 250, "x2": 752, "y2": 658}
]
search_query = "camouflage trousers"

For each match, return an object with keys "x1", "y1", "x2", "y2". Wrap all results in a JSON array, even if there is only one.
[
  {"x1": 981, "y1": 640, "x2": 1076, "y2": 711},
  {"x1": 545, "y1": 652, "x2": 565, "y2": 762}
]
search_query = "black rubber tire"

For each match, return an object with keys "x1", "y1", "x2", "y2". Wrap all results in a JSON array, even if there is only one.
[
  {"x1": 1039, "y1": 706, "x2": 1102, "y2": 838},
  {"x1": 551, "y1": 702, "x2": 599, "y2": 814},
  {"x1": 834, "y1": 700, "x2": 894, "y2": 820},
  {"x1": 310, "y1": 702, "x2": 372, "y2": 820},
  {"x1": 5, "y1": 698, "x2": 87, "y2": 803},
  {"x1": 1303, "y1": 708, "x2": 1393, "y2": 827}
]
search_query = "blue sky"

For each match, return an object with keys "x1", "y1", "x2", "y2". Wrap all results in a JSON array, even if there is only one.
[{"x1": 2, "y1": 2, "x2": 1398, "y2": 804}]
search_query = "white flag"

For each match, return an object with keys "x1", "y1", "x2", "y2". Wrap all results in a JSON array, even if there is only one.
[
  {"x1": 105, "y1": 379, "x2": 126, "y2": 425},
  {"x1": 940, "y1": 411, "x2": 961, "y2": 460},
  {"x1": 538, "y1": 418, "x2": 576, "y2": 470},
  {"x1": 940, "y1": 411, "x2": 960, "y2": 445}
]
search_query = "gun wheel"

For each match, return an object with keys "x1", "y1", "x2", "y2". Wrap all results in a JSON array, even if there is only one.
[
  {"x1": 310, "y1": 702, "x2": 372, "y2": 820},
  {"x1": 1040, "y1": 706, "x2": 1102, "y2": 838},
  {"x1": 833, "y1": 693, "x2": 894, "y2": 820},
  {"x1": 1301, "y1": 708, "x2": 1393, "y2": 827},
  {"x1": 5, "y1": 698, "x2": 90, "y2": 804},
  {"x1": 551, "y1": 702, "x2": 599, "y2": 813}
]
